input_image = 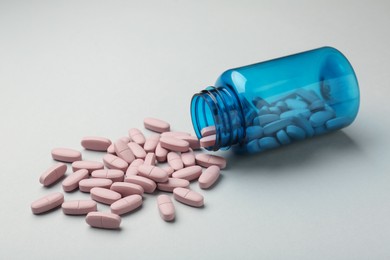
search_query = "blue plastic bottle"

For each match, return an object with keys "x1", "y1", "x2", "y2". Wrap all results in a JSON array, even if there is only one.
[{"x1": 190, "y1": 47, "x2": 359, "y2": 153}]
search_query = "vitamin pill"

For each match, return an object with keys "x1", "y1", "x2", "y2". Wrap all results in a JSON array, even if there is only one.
[
  {"x1": 86, "y1": 212, "x2": 121, "y2": 229},
  {"x1": 157, "y1": 195, "x2": 175, "y2": 221},
  {"x1": 51, "y1": 148, "x2": 82, "y2": 163},
  {"x1": 157, "y1": 178, "x2": 190, "y2": 192},
  {"x1": 200, "y1": 134, "x2": 216, "y2": 147},
  {"x1": 181, "y1": 149, "x2": 195, "y2": 167},
  {"x1": 143, "y1": 117, "x2": 170, "y2": 133},
  {"x1": 62, "y1": 169, "x2": 89, "y2": 192},
  {"x1": 144, "y1": 134, "x2": 160, "y2": 152},
  {"x1": 91, "y1": 169, "x2": 124, "y2": 182},
  {"x1": 79, "y1": 178, "x2": 113, "y2": 193},
  {"x1": 110, "y1": 194, "x2": 143, "y2": 215},
  {"x1": 138, "y1": 165, "x2": 169, "y2": 183},
  {"x1": 72, "y1": 160, "x2": 104, "y2": 173},
  {"x1": 144, "y1": 153, "x2": 156, "y2": 166},
  {"x1": 128, "y1": 142, "x2": 147, "y2": 159},
  {"x1": 198, "y1": 165, "x2": 220, "y2": 189},
  {"x1": 62, "y1": 200, "x2": 97, "y2": 215},
  {"x1": 175, "y1": 135, "x2": 201, "y2": 150},
  {"x1": 114, "y1": 140, "x2": 135, "y2": 163},
  {"x1": 172, "y1": 165, "x2": 202, "y2": 181},
  {"x1": 309, "y1": 110, "x2": 335, "y2": 127},
  {"x1": 258, "y1": 137, "x2": 280, "y2": 149},
  {"x1": 173, "y1": 188, "x2": 204, "y2": 207},
  {"x1": 325, "y1": 116, "x2": 350, "y2": 130},
  {"x1": 128, "y1": 128, "x2": 146, "y2": 146},
  {"x1": 286, "y1": 125, "x2": 306, "y2": 140},
  {"x1": 90, "y1": 187, "x2": 121, "y2": 205},
  {"x1": 39, "y1": 163, "x2": 67, "y2": 187},
  {"x1": 161, "y1": 131, "x2": 191, "y2": 137},
  {"x1": 124, "y1": 175, "x2": 156, "y2": 193},
  {"x1": 263, "y1": 119, "x2": 292, "y2": 136},
  {"x1": 246, "y1": 139, "x2": 262, "y2": 153},
  {"x1": 31, "y1": 192, "x2": 64, "y2": 214},
  {"x1": 107, "y1": 144, "x2": 115, "y2": 154},
  {"x1": 276, "y1": 130, "x2": 291, "y2": 145},
  {"x1": 81, "y1": 136, "x2": 112, "y2": 151},
  {"x1": 246, "y1": 126, "x2": 264, "y2": 141},
  {"x1": 195, "y1": 154, "x2": 226, "y2": 169},
  {"x1": 161, "y1": 165, "x2": 174, "y2": 176},
  {"x1": 125, "y1": 159, "x2": 144, "y2": 176},
  {"x1": 155, "y1": 142, "x2": 168, "y2": 162},
  {"x1": 120, "y1": 136, "x2": 131, "y2": 143},
  {"x1": 103, "y1": 154, "x2": 128, "y2": 172},
  {"x1": 160, "y1": 137, "x2": 190, "y2": 152},
  {"x1": 167, "y1": 152, "x2": 184, "y2": 170},
  {"x1": 201, "y1": 126, "x2": 216, "y2": 137},
  {"x1": 110, "y1": 182, "x2": 144, "y2": 196}
]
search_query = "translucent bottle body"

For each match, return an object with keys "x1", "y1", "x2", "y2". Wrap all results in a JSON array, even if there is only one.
[{"x1": 190, "y1": 47, "x2": 359, "y2": 153}]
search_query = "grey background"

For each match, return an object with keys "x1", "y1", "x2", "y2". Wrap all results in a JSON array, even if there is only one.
[{"x1": 1, "y1": 0, "x2": 389, "y2": 259}]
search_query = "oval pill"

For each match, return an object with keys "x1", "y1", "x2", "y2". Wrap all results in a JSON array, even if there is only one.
[
  {"x1": 144, "y1": 117, "x2": 170, "y2": 133},
  {"x1": 157, "y1": 178, "x2": 190, "y2": 192},
  {"x1": 128, "y1": 142, "x2": 147, "y2": 159},
  {"x1": 160, "y1": 137, "x2": 190, "y2": 152},
  {"x1": 161, "y1": 131, "x2": 191, "y2": 138},
  {"x1": 124, "y1": 175, "x2": 156, "y2": 193},
  {"x1": 144, "y1": 153, "x2": 156, "y2": 166},
  {"x1": 286, "y1": 125, "x2": 306, "y2": 140},
  {"x1": 86, "y1": 212, "x2": 121, "y2": 229},
  {"x1": 173, "y1": 188, "x2": 204, "y2": 207},
  {"x1": 175, "y1": 135, "x2": 201, "y2": 150},
  {"x1": 157, "y1": 195, "x2": 175, "y2": 221},
  {"x1": 201, "y1": 126, "x2": 216, "y2": 137},
  {"x1": 195, "y1": 154, "x2": 226, "y2": 169},
  {"x1": 31, "y1": 192, "x2": 64, "y2": 214},
  {"x1": 110, "y1": 182, "x2": 144, "y2": 196},
  {"x1": 246, "y1": 126, "x2": 264, "y2": 141},
  {"x1": 138, "y1": 165, "x2": 169, "y2": 183},
  {"x1": 198, "y1": 165, "x2": 220, "y2": 189},
  {"x1": 144, "y1": 134, "x2": 160, "y2": 152},
  {"x1": 62, "y1": 200, "x2": 97, "y2": 215},
  {"x1": 81, "y1": 136, "x2": 112, "y2": 151},
  {"x1": 125, "y1": 159, "x2": 144, "y2": 176},
  {"x1": 62, "y1": 169, "x2": 89, "y2": 192},
  {"x1": 51, "y1": 148, "x2": 82, "y2": 163},
  {"x1": 172, "y1": 165, "x2": 202, "y2": 181},
  {"x1": 103, "y1": 154, "x2": 128, "y2": 171},
  {"x1": 72, "y1": 160, "x2": 104, "y2": 173},
  {"x1": 91, "y1": 169, "x2": 124, "y2": 182},
  {"x1": 155, "y1": 142, "x2": 168, "y2": 162},
  {"x1": 114, "y1": 140, "x2": 135, "y2": 163},
  {"x1": 276, "y1": 129, "x2": 291, "y2": 145},
  {"x1": 200, "y1": 134, "x2": 216, "y2": 148},
  {"x1": 325, "y1": 116, "x2": 351, "y2": 130},
  {"x1": 258, "y1": 136, "x2": 280, "y2": 149},
  {"x1": 181, "y1": 149, "x2": 195, "y2": 167},
  {"x1": 310, "y1": 110, "x2": 335, "y2": 127},
  {"x1": 90, "y1": 187, "x2": 121, "y2": 205},
  {"x1": 39, "y1": 163, "x2": 67, "y2": 187},
  {"x1": 167, "y1": 152, "x2": 184, "y2": 170},
  {"x1": 128, "y1": 128, "x2": 146, "y2": 146},
  {"x1": 110, "y1": 195, "x2": 143, "y2": 215},
  {"x1": 253, "y1": 114, "x2": 279, "y2": 126},
  {"x1": 107, "y1": 143, "x2": 115, "y2": 154},
  {"x1": 263, "y1": 119, "x2": 292, "y2": 136},
  {"x1": 161, "y1": 165, "x2": 174, "y2": 176},
  {"x1": 79, "y1": 178, "x2": 113, "y2": 193}
]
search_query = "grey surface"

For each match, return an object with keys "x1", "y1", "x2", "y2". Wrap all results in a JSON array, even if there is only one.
[{"x1": 1, "y1": 0, "x2": 390, "y2": 259}]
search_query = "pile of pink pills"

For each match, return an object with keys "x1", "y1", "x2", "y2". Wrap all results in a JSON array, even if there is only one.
[{"x1": 31, "y1": 117, "x2": 226, "y2": 229}]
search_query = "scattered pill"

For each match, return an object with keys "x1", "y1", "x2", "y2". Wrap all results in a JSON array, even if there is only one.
[
  {"x1": 107, "y1": 144, "x2": 115, "y2": 154},
  {"x1": 114, "y1": 140, "x2": 135, "y2": 163},
  {"x1": 161, "y1": 131, "x2": 191, "y2": 138},
  {"x1": 51, "y1": 148, "x2": 82, "y2": 163},
  {"x1": 144, "y1": 117, "x2": 170, "y2": 133},
  {"x1": 111, "y1": 195, "x2": 143, "y2": 215},
  {"x1": 62, "y1": 169, "x2": 89, "y2": 192},
  {"x1": 161, "y1": 165, "x2": 175, "y2": 176},
  {"x1": 181, "y1": 149, "x2": 195, "y2": 167},
  {"x1": 103, "y1": 154, "x2": 128, "y2": 172},
  {"x1": 144, "y1": 134, "x2": 160, "y2": 152},
  {"x1": 200, "y1": 134, "x2": 216, "y2": 147},
  {"x1": 155, "y1": 142, "x2": 168, "y2": 162},
  {"x1": 72, "y1": 160, "x2": 104, "y2": 173},
  {"x1": 79, "y1": 178, "x2": 113, "y2": 193},
  {"x1": 128, "y1": 142, "x2": 147, "y2": 159},
  {"x1": 90, "y1": 187, "x2": 122, "y2": 205},
  {"x1": 157, "y1": 195, "x2": 175, "y2": 221},
  {"x1": 39, "y1": 163, "x2": 67, "y2": 187},
  {"x1": 128, "y1": 128, "x2": 146, "y2": 146},
  {"x1": 172, "y1": 165, "x2": 202, "y2": 181},
  {"x1": 144, "y1": 153, "x2": 156, "y2": 166},
  {"x1": 91, "y1": 169, "x2": 124, "y2": 182},
  {"x1": 195, "y1": 154, "x2": 226, "y2": 169},
  {"x1": 86, "y1": 212, "x2": 121, "y2": 229},
  {"x1": 160, "y1": 136, "x2": 190, "y2": 152},
  {"x1": 167, "y1": 152, "x2": 184, "y2": 170},
  {"x1": 81, "y1": 136, "x2": 112, "y2": 151},
  {"x1": 201, "y1": 126, "x2": 216, "y2": 137},
  {"x1": 124, "y1": 175, "x2": 156, "y2": 193},
  {"x1": 31, "y1": 192, "x2": 64, "y2": 214},
  {"x1": 120, "y1": 136, "x2": 131, "y2": 143},
  {"x1": 175, "y1": 135, "x2": 201, "y2": 150},
  {"x1": 125, "y1": 159, "x2": 144, "y2": 176},
  {"x1": 138, "y1": 165, "x2": 169, "y2": 183},
  {"x1": 157, "y1": 178, "x2": 190, "y2": 192},
  {"x1": 173, "y1": 188, "x2": 204, "y2": 207},
  {"x1": 198, "y1": 165, "x2": 220, "y2": 189},
  {"x1": 111, "y1": 182, "x2": 144, "y2": 196},
  {"x1": 62, "y1": 200, "x2": 97, "y2": 215}
]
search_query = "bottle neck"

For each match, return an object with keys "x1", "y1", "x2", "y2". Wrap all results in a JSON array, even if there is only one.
[{"x1": 190, "y1": 86, "x2": 245, "y2": 151}]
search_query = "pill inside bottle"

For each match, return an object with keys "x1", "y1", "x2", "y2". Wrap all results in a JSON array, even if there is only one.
[{"x1": 190, "y1": 47, "x2": 359, "y2": 153}]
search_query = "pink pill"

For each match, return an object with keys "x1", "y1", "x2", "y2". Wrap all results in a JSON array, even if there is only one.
[
  {"x1": 128, "y1": 128, "x2": 146, "y2": 146},
  {"x1": 161, "y1": 131, "x2": 191, "y2": 138},
  {"x1": 173, "y1": 188, "x2": 204, "y2": 208},
  {"x1": 91, "y1": 169, "x2": 124, "y2": 182},
  {"x1": 155, "y1": 143, "x2": 168, "y2": 162},
  {"x1": 181, "y1": 149, "x2": 195, "y2": 167},
  {"x1": 167, "y1": 152, "x2": 184, "y2": 171},
  {"x1": 157, "y1": 195, "x2": 175, "y2": 221},
  {"x1": 143, "y1": 117, "x2": 170, "y2": 133},
  {"x1": 110, "y1": 182, "x2": 144, "y2": 196},
  {"x1": 144, "y1": 153, "x2": 156, "y2": 166},
  {"x1": 157, "y1": 178, "x2": 190, "y2": 192},
  {"x1": 110, "y1": 195, "x2": 143, "y2": 215},
  {"x1": 51, "y1": 148, "x2": 82, "y2": 163},
  {"x1": 90, "y1": 187, "x2": 121, "y2": 205},
  {"x1": 107, "y1": 144, "x2": 115, "y2": 154},
  {"x1": 195, "y1": 153, "x2": 226, "y2": 169},
  {"x1": 86, "y1": 212, "x2": 121, "y2": 229},
  {"x1": 161, "y1": 165, "x2": 175, "y2": 176},
  {"x1": 62, "y1": 169, "x2": 89, "y2": 192},
  {"x1": 128, "y1": 142, "x2": 146, "y2": 159},
  {"x1": 176, "y1": 135, "x2": 201, "y2": 150},
  {"x1": 72, "y1": 160, "x2": 104, "y2": 173},
  {"x1": 114, "y1": 140, "x2": 135, "y2": 163},
  {"x1": 62, "y1": 200, "x2": 97, "y2": 215},
  {"x1": 81, "y1": 136, "x2": 112, "y2": 151},
  {"x1": 160, "y1": 137, "x2": 189, "y2": 152},
  {"x1": 144, "y1": 134, "x2": 160, "y2": 152},
  {"x1": 198, "y1": 165, "x2": 220, "y2": 189},
  {"x1": 124, "y1": 175, "x2": 156, "y2": 193},
  {"x1": 103, "y1": 154, "x2": 128, "y2": 172},
  {"x1": 39, "y1": 163, "x2": 67, "y2": 187},
  {"x1": 138, "y1": 165, "x2": 168, "y2": 183},
  {"x1": 200, "y1": 134, "x2": 216, "y2": 148},
  {"x1": 31, "y1": 192, "x2": 64, "y2": 214},
  {"x1": 125, "y1": 159, "x2": 144, "y2": 176},
  {"x1": 79, "y1": 178, "x2": 113, "y2": 193},
  {"x1": 172, "y1": 165, "x2": 202, "y2": 181},
  {"x1": 120, "y1": 136, "x2": 131, "y2": 143},
  {"x1": 201, "y1": 126, "x2": 216, "y2": 137}
]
